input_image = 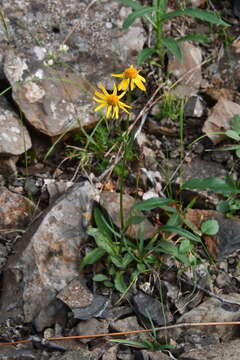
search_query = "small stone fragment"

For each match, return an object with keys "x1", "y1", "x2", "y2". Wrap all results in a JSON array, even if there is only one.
[
  {"x1": 202, "y1": 97, "x2": 240, "y2": 144},
  {"x1": 76, "y1": 318, "x2": 109, "y2": 343}
]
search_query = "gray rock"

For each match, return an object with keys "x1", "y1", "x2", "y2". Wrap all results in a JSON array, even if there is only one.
[
  {"x1": 0, "y1": 186, "x2": 35, "y2": 229},
  {"x1": 179, "y1": 338, "x2": 240, "y2": 360},
  {"x1": 71, "y1": 294, "x2": 109, "y2": 321},
  {"x1": 0, "y1": 349, "x2": 41, "y2": 360},
  {"x1": 76, "y1": 318, "x2": 109, "y2": 343},
  {"x1": 168, "y1": 42, "x2": 202, "y2": 96},
  {"x1": 0, "y1": 181, "x2": 98, "y2": 326},
  {"x1": 49, "y1": 350, "x2": 93, "y2": 360},
  {"x1": 0, "y1": 97, "x2": 31, "y2": 156},
  {"x1": 184, "y1": 96, "x2": 205, "y2": 118},
  {"x1": 133, "y1": 292, "x2": 172, "y2": 326},
  {"x1": 137, "y1": 349, "x2": 171, "y2": 360},
  {"x1": 202, "y1": 97, "x2": 240, "y2": 144},
  {"x1": 176, "y1": 293, "x2": 240, "y2": 341}
]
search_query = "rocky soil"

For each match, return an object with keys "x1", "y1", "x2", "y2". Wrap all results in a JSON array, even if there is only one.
[{"x1": 0, "y1": 0, "x2": 240, "y2": 359}]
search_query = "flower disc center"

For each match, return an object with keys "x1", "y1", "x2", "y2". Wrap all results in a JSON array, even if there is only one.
[
  {"x1": 107, "y1": 94, "x2": 119, "y2": 105},
  {"x1": 124, "y1": 67, "x2": 138, "y2": 79}
]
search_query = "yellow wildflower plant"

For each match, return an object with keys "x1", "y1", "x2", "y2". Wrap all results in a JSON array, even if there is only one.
[
  {"x1": 112, "y1": 65, "x2": 146, "y2": 92},
  {"x1": 93, "y1": 83, "x2": 131, "y2": 119}
]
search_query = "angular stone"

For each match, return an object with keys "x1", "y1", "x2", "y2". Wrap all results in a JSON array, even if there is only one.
[
  {"x1": 203, "y1": 97, "x2": 240, "y2": 144},
  {"x1": 76, "y1": 318, "x2": 109, "y2": 343},
  {"x1": 99, "y1": 191, "x2": 157, "y2": 240},
  {"x1": 0, "y1": 97, "x2": 31, "y2": 156},
  {"x1": 4, "y1": 52, "x2": 96, "y2": 137},
  {"x1": 0, "y1": 182, "x2": 98, "y2": 325},
  {"x1": 168, "y1": 42, "x2": 202, "y2": 95},
  {"x1": 133, "y1": 292, "x2": 172, "y2": 326},
  {"x1": 0, "y1": 186, "x2": 35, "y2": 229},
  {"x1": 180, "y1": 338, "x2": 240, "y2": 360},
  {"x1": 176, "y1": 293, "x2": 240, "y2": 341}
]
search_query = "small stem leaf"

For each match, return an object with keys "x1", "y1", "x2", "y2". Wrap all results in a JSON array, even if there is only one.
[
  {"x1": 159, "y1": 240, "x2": 179, "y2": 256},
  {"x1": 123, "y1": 6, "x2": 154, "y2": 29},
  {"x1": 177, "y1": 34, "x2": 209, "y2": 44},
  {"x1": 93, "y1": 274, "x2": 109, "y2": 282},
  {"x1": 161, "y1": 8, "x2": 230, "y2": 26},
  {"x1": 162, "y1": 37, "x2": 183, "y2": 62},
  {"x1": 80, "y1": 247, "x2": 106, "y2": 270},
  {"x1": 201, "y1": 219, "x2": 219, "y2": 235},
  {"x1": 183, "y1": 177, "x2": 240, "y2": 194},
  {"x1": 137, "y1": 47, "x2": 156, "y2": 65},
  {"x1": 114, "y1": 272, "x2": 127, "y2": 293},
  {"x1": 94, "y1": 207, "x2": 112, "y2": 240},
  {"x1": 132, "y1": 197, "x2": 173, "y2": 211},
  {"x1": 160, "y1": 225, "x2": 202, "y2": 242}
]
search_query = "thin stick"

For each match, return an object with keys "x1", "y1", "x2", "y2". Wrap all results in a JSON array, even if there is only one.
[{"x1": 1, "y1": 321, "x2": 240, "y2": 347}]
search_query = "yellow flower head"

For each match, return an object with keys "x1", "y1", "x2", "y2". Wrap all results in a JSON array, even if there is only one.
[
  {"x1": 93, "y1": 83, "x2": 131, "y2": 119},
  {"x1": 112, "y1": 65, "x2": 146, "y2": 92}
]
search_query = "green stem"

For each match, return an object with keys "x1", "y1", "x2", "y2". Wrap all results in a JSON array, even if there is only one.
[{"x1": 155, "y1": 0, "x2": 164, "y2": 66}]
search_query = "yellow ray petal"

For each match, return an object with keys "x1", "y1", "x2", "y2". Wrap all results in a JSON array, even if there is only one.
[
  {"x1": 93, "y1": 97, "x2": 106, "y2": 103},
  {"x1": 118, "y1": 91, "x2": 127, "y2": 99},
  {"x1": 118, "y1": 79, "x2": 129, "y2": 91},
  {"x1": 94, "y1": 91, "x2": 107, "y2": 99},
  {"x1": 106, "y1": 105, "x2": 112, "y2": 118},
  {"x1": 99, "y1": 83, "x2": 109, "y2": 96},
  {"x1": 130, "y1": 80, "x2": 135, "y2": 91},
  {"x1": 114, "y1": 105, "x2": 119, "y2": 119},
  {"x1": 137, "y1": 74, "x2": 146, "y2": 82},
  {"x1": 112, "y1": 73, "x2": 124, "y2": 78},
  {"x1": 113, "y1": 83, "x2": 118, "y2": 95},
  {"x1": 94, "y1": 103, "x2": 106, "y2": 112},
  {"x1": 134, "y1": 78, "x2": 146, "y2": 91},
  {"x1": 119, "y1": 101, "x2": 131, "y2": 108}
]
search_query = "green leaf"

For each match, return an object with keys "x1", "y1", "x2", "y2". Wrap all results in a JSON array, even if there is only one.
[
  {"x1": 175, "y1": 252, "x2": 190, "y2": 266},
  {"x1": 201, "y1": 219, "x2": 219, "y2": 235},
  {"x1": 177, "y1": 34, "x2": 209, "y2": 44},
  {"x1": 87, "y1": 227, "x2": 118, "y2": 256},
  {"x1": 122, "y1": 253, "x2": 134, "y2": 267},
  {"x1": 162, "y1": 37, "x2": 182, "y2": 62},
  {"x1": 225, "y1": 129, "x2": 240, "y2": 141},
  {"x1": 137, "y1": 263, "x2": 146, "y2": 272},
  {"x1": 111, "y1": 339, "x2": 148, "y2": 348},
  {"x1": 93, "y1": 274, "x2": 109, "y2": 282},
  {"x1": 133, "y1": 197, "x2": 173, "y2": 211},
  {"x1": 114, "y1": 272, "x2": 127, "y2": 293},
  {"x1": 137, "y1": 47, "x2": 156, "y2": 65},
  {"x1": 117, "y1": 0, "x2": 143, "y2": 10},
  {"x1": 80, "y1": 247, "x2": 106, "y2": 270},
  {"x1": 104, "y1": 280, "x2": 114, "y2": 288},
  {"x1": 161, "y1": 8, "x2": 230, "y2": 26},
  {"x1": 167, "y1": 213, "x2": 181, "y2": 227},
  {"x1": 125, "y1": 215, "x2": 145, "y2": 227},
  {"x1": 160, "y1": 225, "x2": 201, "y2": 242},
  {"x1": 231, "y1": 114, "x2": 240, "y2": 133},
  {"x1": 216, "y1": 200, "x2": 230, "y2": 213},
  {"x1": 159, "y1": 240, "x2": 178, "y2": 256},
  {"x1": 123, "y1": 6, "x2": 154, "y2": 29},
  {"x1": 236, "y1": 148, "x2": 240, "y2": 158},
  {"x1": 94, "y1": 207, "x2": 112, "y2": 240},
  {"x1": 183, "y1": 177, "x2": 240, "y2": 194},
  {"x1": 179, "y1": 239, "x2": 193, "y2": 253}
]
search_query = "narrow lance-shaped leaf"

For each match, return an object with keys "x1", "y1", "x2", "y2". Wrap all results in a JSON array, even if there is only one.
[
  {"x1": 80, "y1": 247, "x2": 106, "y2": 270},
  {"x1": 123, "y1": 6, "x2": 154, "y2": 29},
  {"x1": 177, "y1": 34, "x2": 209, "y2": 44},
  {"x1": 160, "y1": 225, "x2": 202, "y2": 242},
  {"x1": 87, "y1": 227, "x2": 119, "y2": 255},
  {"x1": 161, "y1": 8, "x2": 230, "y2": 26},
  {"x1": 162, "y1": 37, "x2": 183, "y2": 62},
  {"x1": 137, "y1": 47, "x2": 156, "y2": 66},
  {"x1": 132, "y1": 197, "x2": 173, "y2": 211},
  {"x1": 114, "y1": 272, "x2": 127, "y2": 293}
]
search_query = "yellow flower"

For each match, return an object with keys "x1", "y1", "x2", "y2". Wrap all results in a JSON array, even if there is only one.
[
  {"x1": 112, "y1": 65, "x2": 146, "y2": 92},
  {"x1": 93, "y1": 83, "x2": 131, "y2": 119}
]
